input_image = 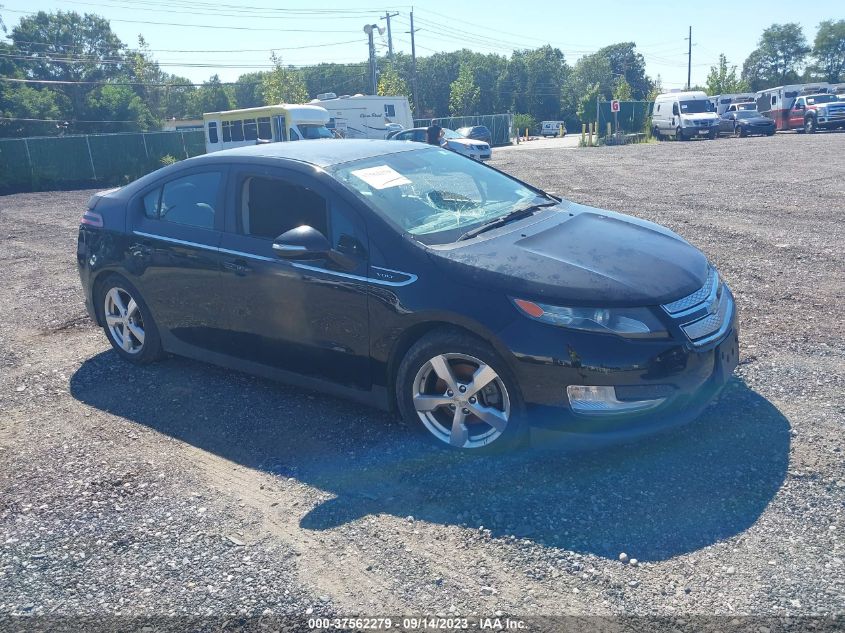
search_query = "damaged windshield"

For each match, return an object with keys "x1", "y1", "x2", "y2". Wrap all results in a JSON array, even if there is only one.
[{"x1": 330, "y1": 148, "x2": 550, "y2": 244}]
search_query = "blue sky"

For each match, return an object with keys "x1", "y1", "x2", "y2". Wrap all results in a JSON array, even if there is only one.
[{"x1": 1, "y1": 0, "x2": 840, "y2": 90}]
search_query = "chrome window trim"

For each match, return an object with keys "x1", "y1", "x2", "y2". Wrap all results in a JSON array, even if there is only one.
[{"x1": 132, "y1": 231, "x2": 417, "y2": 287}]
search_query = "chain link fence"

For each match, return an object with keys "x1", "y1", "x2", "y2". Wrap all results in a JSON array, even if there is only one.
[
  {"x1": 0, "y1": 130, "x2": 205, "y2": 193},
  {"x1": 413, "y1": 113, "x2": 514, "y2": 147}
]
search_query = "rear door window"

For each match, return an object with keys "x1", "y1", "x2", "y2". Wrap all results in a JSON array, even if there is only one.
[{"x1": 141, "y1": 172, "x2": 222, "y2": 230}]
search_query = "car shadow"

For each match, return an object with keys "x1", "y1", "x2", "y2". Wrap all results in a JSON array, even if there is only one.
[{"x1": 70, "y1": 351, "x2": 790, "y2": 562}]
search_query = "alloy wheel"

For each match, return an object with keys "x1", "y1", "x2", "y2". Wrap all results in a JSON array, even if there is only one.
[
  {"x1": 412, "y1": 353, "x2": 510, "y2": 449},
  {"x1": 104, "y1": 287, "x2": 145, "y2": 355}
]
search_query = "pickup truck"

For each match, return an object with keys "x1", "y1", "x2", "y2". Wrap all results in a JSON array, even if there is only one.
[{"x1": 789, "y1": 94, "x2": 845, "y2": 133}]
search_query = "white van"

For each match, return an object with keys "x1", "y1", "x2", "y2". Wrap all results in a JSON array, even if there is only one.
[
  {"x1": 202, "y1": 104, "x2": 331, "y2": 153},
  {"x1": 651, "y1": 91, "x2": 720, "y2": 140},
  {"x1": 540, "y1": 121, "x2": 567, "y2": 137},
  {"x1": 309, "y1": 93, "x2": 413, "y2": 139}
]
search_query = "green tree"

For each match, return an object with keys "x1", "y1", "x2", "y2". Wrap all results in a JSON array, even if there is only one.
[
  {"x1": 233, "y1": 71, "x2": 267, "y2": 108},
  {"x1": 0, "y1": 84, "x2": 66, "y2": 137},
  {"x1": 449, "y1": 63, "x2": 480, "y2": 115},
  {"x1": 263, "y1": 55, "x2": 308, "y2": 105},
  {"x1": 377, "y1": 64, "x2": 409, "y2": 99},
  {"x1": 613, "y1": 76, "x2": 633, "y2": 101},
  {"x1": 187, "y1": 74, "x2": 232, "y2": 117},
  {"x1": 742, "y1": 23, "x2": 810, "y2": 89},
  {"x1": 812, "y1": 19, "x2": 845, "y2": 82},
  {"x1": 705, "y1": 54, "x2": 749, "y2": 94},
  {"x1": 302, "y1": 62, "x2": 368, "y2": 99},
  {"x1": 577, "y1": 82, "x2": 602, "y2": 123},
  {"x1": 562, "y1": 53, "x2": 613, "y2": 122},
  {"x1": 596, "y1": 42, "x2": 652, "y2": 99},
  {"x1": 161, "y1": 76, "x2": 196, "y2": 120},
  {"x1": 10, "y1": 11, "x2": 127, "y2": 123},
  {"x1": 84, "y1": 83, "x2": 155, "y2": 132}
]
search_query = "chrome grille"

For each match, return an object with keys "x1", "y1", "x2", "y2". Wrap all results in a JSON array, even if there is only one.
[
  {"x1": 662, "y1": 267, "x2": 733, "y2": 347},
  {"x1": 681, "y1": 291, "x2": 731, "y2": 342},
  {"x1": 663, "y1": 268, "x2": 718, "y2": 315}
]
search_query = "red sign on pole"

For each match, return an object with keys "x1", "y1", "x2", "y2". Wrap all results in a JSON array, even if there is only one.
[{"x1": 610, "y1": 100, "x2": 621, "y2": 113}]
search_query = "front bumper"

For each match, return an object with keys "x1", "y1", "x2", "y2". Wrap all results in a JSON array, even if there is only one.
[{"x1": 498, "y1": 296, "x2": 739, "y2": 438}]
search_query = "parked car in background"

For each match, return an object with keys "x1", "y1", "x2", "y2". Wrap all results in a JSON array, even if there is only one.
[
  {"x1": 719, "y1": 111, "x2": 776, "y2": 137},
  {"x1": 77, "y1": 140, "x2": 738, "y2": 452},
  {"x1": 456, "y1": 125, "x2": 493, "y2": 146},
  {"x1": 652, "y1": 91, "x2": 720, "y2": 140},
  {"x1": 540, "y1": 121, "x2": 567, "y2": 137},
  {"x1": 389, "y1": 127, "x2": 491, "y2": 160}
]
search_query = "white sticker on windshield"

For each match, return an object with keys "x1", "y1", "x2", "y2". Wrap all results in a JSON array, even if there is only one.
[{"x1": 350, "y1": 165, "x2": 411, "y2": 190}]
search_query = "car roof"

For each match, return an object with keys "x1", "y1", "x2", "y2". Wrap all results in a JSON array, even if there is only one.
[{"x1": 190, "y1": 139, "x2": 424, "y2": 169}]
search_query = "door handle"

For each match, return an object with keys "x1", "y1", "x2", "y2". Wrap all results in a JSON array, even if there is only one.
[{"x1": 223, "y1": 260, "x2": 251, "y2": 275}]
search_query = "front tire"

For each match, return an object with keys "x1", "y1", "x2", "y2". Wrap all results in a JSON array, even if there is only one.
[
  {"x1": 396, "y1": 329, "x2": 527, "y2": 452},
  {"x1": 95, "y1": 274, "x2": 163, "y2": 364},
  {"x1": 804, "y1": 116, "x2": 816, "y2": 134},
  {"x1": 676, "y1": 127, "x2": 686, "y2": 141}
]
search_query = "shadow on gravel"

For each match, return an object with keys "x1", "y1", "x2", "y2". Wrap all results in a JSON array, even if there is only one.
[{"x1": 71, "y1": 352, "x2": 790, "y2": 562}]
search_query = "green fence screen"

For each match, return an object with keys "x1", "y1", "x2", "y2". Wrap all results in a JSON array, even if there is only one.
[
  {"x1": 0, "y1": 130, "x2": 206, "y2": 193},
  {"x1": 413, "y1": 113, "x2": 514, "y2": 147},
  {"x1": 596, "y1": 101, "x2": 655, "y2": 135}
]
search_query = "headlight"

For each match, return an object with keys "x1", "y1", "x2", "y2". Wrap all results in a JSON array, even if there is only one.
[{"x1": 512, "y1": 299, "x2": 668, "y2": 339}]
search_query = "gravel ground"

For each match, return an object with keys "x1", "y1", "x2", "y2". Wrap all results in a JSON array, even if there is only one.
[{"x1": 1, "y1": 132, "x2": 843, "y2": 627}]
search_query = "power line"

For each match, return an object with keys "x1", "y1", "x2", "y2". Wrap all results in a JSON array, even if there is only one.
[
  {"x1": 0, "y1": 9, "x2": 362, "y2": 32},
  {"x1": 10, "y1": 39, "x2": 365, "y2": 54}
]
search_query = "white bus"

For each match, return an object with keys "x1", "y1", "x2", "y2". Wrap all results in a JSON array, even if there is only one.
[
  {"x1": 308, "y1": 93, "x2": 413, "y2": 139},
  {"x1": 202, "y1": 104, "x2": 332, "y2": 153}
]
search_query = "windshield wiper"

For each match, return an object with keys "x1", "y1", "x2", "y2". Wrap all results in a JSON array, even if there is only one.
[{"x1": 456, "y1": 202, "x2": 557, "y2": 241}]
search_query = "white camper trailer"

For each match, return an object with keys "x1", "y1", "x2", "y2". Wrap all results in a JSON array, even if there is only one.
[
  {"x1": 309, "y1": 93, "x2": 413, "y2": 139},
  {"x1": 202, "y1": 104, "x2": 332, "y2": 153}
]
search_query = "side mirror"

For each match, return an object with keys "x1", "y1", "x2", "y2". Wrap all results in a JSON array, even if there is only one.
[
  {"x1": 672, "y1": 104, "x2": 680, "y2": 116},
  {"x1": 272, "y1": 225, "x2": 330, "y2": 259}
]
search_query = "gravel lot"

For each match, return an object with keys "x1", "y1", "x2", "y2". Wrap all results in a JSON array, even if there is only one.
[{"x1": 1, "y1": 132, "x2": 843, "y2": 627}]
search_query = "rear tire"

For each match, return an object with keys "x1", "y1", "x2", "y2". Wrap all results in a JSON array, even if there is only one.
[
  {"x1": 653, "y1": 126, "x2": 662, "y2": 141},
  {"x1": 396, "y1": 328, "x2": 527, "y2": 453},
  {"x1": 95, "y1": 273, "x2": 164, "y2": 364}
]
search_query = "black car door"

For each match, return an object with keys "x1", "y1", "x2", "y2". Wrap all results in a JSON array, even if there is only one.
[
  {"x1": 216, "y1": 164, "x2": 371, "y2": 389},
  {"x1": 130, "y1": 167, "x2": 228, "y2": 351}
]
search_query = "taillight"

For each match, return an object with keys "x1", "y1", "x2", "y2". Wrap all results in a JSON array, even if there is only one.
[{"x1": 80, "y1": 210, "x2": 103, "y2": 227}]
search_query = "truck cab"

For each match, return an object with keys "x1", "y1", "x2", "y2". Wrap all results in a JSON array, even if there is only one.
[{"x1": 789, "y1": 94, "x2": 845, "y2": 133}]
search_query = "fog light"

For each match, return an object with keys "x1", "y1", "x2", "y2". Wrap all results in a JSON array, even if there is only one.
[{"x1": 567, "y1": 385, "x2": 666, "y2": 415}]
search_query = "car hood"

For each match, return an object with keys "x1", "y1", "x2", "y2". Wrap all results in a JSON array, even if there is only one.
[
  {"x1": 428, "y1": 203, "x2": 709, "y2": 307},
  {"x1": 740, "y1": 116, "x2": 773, "y2": 124},
  {"x1": 446, "y1": 138, "x2": 487, "y2": 148}
]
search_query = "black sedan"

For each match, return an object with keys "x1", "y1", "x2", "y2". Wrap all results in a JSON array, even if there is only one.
[
  {"x1": 77, "y1": 140, "x2": 738, "y2": 452},
  {"x1": 719, "y1": 110, "x2": 776, "y2": 137},
  {"x1": 456, "y1": 125, "x2": 493, "y2": 146}
]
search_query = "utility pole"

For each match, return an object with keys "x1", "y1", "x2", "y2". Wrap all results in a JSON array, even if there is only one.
[
  {"x1": 363, "y1": 24, "x2": 384, "y2": 95},
  {"x1": 686, "y1": 26, "x2": 692, "y2": 90},
  {"x1": 408, "y1": 8, "x2": 420, "y2": 113},
  {"x1": 381, "y1": 11, "x2": 399, "y2": 62}
]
